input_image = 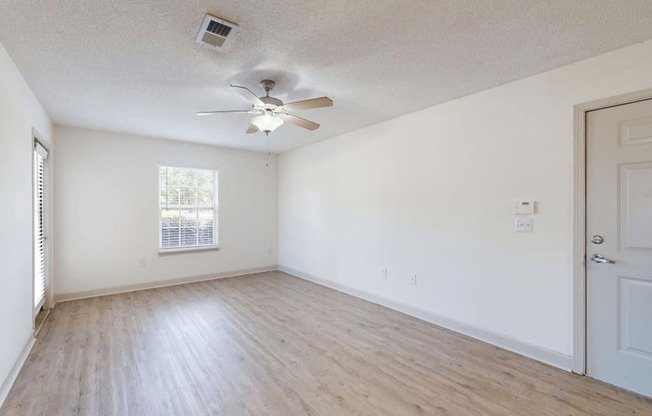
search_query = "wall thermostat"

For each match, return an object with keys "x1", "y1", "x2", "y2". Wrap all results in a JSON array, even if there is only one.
[{"x1": 513, "y1": 200, "x2": 536, "y2": 215}]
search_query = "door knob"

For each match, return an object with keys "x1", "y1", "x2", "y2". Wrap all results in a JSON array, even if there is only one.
[{"x1": 590, "y1": 254, "x2": 615, "y2": 264}]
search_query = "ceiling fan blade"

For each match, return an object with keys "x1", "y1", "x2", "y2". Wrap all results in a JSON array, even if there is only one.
[
  {"x1": 230, "y1": 84, "x2": 264, "y2": 107},
  {"x1": 246, "y1": 124, "x2": 259, "y2": 134},
  {"x1": 196, "y1": 110, "x2": 255, "y2": 116},
  {"x1": 281, "y1": 114, "x2": 320, "y2": 131},
  {"x1": 283, "y1": 97, "x2": 333, "y2": 111}
]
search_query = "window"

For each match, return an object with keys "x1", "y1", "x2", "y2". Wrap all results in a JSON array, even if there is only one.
[
  {"x1": 34, "y1": 140, "x2": 48, "y2": 310},
  {"x1": 159, "y1": 166, "x2": 218, "y2": 250}
]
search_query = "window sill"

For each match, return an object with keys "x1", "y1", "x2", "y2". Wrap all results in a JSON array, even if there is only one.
[{"x1": 158, "y1": 245, "x2": 220, "y2": 255}]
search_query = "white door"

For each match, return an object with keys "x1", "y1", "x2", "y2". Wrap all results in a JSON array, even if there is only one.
[{"x1": 586, "y1": 98, "x2": 652, "y2": 398}]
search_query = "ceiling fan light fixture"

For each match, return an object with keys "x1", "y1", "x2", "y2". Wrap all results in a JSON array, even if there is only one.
[
  {"x1": 252, "y1": 114, "x2": 283, "y2": 134},
  {"x1": 197, "y1": 80, "x2": 332, "y2": 135}
]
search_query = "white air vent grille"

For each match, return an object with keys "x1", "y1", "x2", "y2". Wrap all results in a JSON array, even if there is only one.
[
  {"x1": 207, "y1": 20, "x2": 232, "y2": 37},
  {"x1": 196, "y1": 14, "x2": 237, "y2": 49}
]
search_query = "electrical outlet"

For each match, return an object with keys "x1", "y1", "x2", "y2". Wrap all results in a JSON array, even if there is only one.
[
  {"x1": 138, "y1": 258, "x2": 146, "y2": 268},
  {"x1": 381, "y1": 267, "x2": 388, "y2": 279},
  {"x1": 514, "y1": 218, "x2": 533, "y2": 233},
  {"x1": 409, "y1": 275, "x2": 417, "y2": 286}
]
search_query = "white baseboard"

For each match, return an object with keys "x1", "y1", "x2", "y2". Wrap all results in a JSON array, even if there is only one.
[
  {"x1": 0, "y1": 336, "x2": 35, "y2": 410},
  {"x1": 54, "y1": 265, "x2": 278, "y2": 303},
  {"x1": 279, "y1": 265, "x2": 573, "y2": 371}
]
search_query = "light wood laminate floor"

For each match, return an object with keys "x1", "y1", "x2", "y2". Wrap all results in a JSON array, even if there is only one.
[{"x1": 2, "y1": 271, "x2": 651, "y2": 415}]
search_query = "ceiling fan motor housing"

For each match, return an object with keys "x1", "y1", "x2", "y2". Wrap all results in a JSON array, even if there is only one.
[
  {"x1": 260, "y1": 96, "x2": 283, "y2": 107},
  {"x1": 260, "y1": 79, "x2": 276, "y2": 93}
]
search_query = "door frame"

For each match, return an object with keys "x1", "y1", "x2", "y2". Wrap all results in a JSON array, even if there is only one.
[{"x1": 572, "y1": 88, "x2": 652, "y2": 375}]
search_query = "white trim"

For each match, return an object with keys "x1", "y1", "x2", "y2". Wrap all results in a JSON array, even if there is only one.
[
  {"x1": 0, "y1": 336, "x2": 36, "y2": 409},
  {"x1": 34, "y1": 308, "x2": 51, "y2": 338},
  {"x1": 158, "y1": 245, "x2": 220, "y2": 255},
  {"x1": 280, "y1": 266, "x2": 573, "y2": 371},
  {"x1": 572, "y1": 104, "x2": 587, "y2": 374},
  {"x1": 54, "y1": 265, "x2": 278, "y2": 303},
  {"x1": 571, "y1": 88, "x2": 652, "y2": 375}
]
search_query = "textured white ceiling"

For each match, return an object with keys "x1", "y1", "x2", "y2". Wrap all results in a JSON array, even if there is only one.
[{"x1": 2, "y1": 1, "x2": 652, "y2": 152}]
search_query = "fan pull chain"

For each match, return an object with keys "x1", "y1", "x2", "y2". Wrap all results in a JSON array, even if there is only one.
[{"x1": 265, "y1": 133, "x2": 271, "y2": 167}]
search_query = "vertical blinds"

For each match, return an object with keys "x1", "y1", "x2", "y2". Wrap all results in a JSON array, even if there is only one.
[{"x1": 34, "y1": 141, "x2": 48, "y2": 309}]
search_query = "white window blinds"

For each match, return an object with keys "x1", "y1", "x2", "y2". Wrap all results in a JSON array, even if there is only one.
[
  {"x1": 159, "y1": 166, "x2": 218, "y2": 249},
  {"x1": 34, "y1": 141, "x2": 48, "y2": 309}
]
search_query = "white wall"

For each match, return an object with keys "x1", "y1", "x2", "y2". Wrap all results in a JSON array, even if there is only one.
[
  {"x1": 278, "y1": 40, "x2": 652, "y2": 367},
  {"x1": 0, "y1": 43, "x2": 52, "y2": 395},
  {"x1": 54, "y1": 127, "x2": 277, "y2": 298}
]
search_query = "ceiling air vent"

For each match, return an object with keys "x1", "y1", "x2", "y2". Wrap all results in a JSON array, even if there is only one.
[{"x1": 196, "y1": 14, "x2": 238, "y2": 49}]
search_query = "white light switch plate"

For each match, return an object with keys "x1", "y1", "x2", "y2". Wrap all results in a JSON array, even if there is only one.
[{"x1": 515, "y1": 218, "x2": 533, "y2": 233}]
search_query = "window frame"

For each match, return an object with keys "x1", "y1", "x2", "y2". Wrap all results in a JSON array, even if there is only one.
[{"x1": 158, "y1": 165, "x2": 219, "y2": 254}]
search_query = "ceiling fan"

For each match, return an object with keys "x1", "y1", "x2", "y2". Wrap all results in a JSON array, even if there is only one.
[{"x1": 197, "y1": 80, "x2": 333, "y2": 135}]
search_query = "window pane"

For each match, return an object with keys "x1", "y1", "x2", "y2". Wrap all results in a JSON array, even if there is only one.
[
  {"x1": 197, "y1": 170, "x2": 213, "y2": 184},
  {"x1": 185, "y1": 169, "x2": 197, "y2": 185},
  {"x1": 198, "y1": 226, "x2": 214, "y2": 245},
  {"x1": 198, "y1": 209, "x2": 214, "y2": 227},
  {"x1": 180, "y1": 227, "x2": 197, "y2": 247},
  {"x1": 164, "y1": 187, "x2": 179, "y2": 206},
  {"x1": 161, "y1": 227, "x2": 179, "y2": 248},
  {"x1": 160, "y1": 186, "x2": 168, "y2": 204},
  {"x1": 176, "y1": 169, "x2": 195, "y2": 188},
  {"x1": 179, "y1": 209, "x2": 197, "y2": 226},
  {"x1": 198, "y1": 187, "x2": 213, "y2": 206},
  {"x1": 180, "y1": 187, "x2": 196, "y2": 206},
  {"x1": 161, "y1": 209, "x2": 180, "y2": 227},
  {"x1": 197, "y1": 171, "x2": 214, "y2": 206},
  {"x1": 165, "y1": 168, "x2": 178, "y2": 187}
]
